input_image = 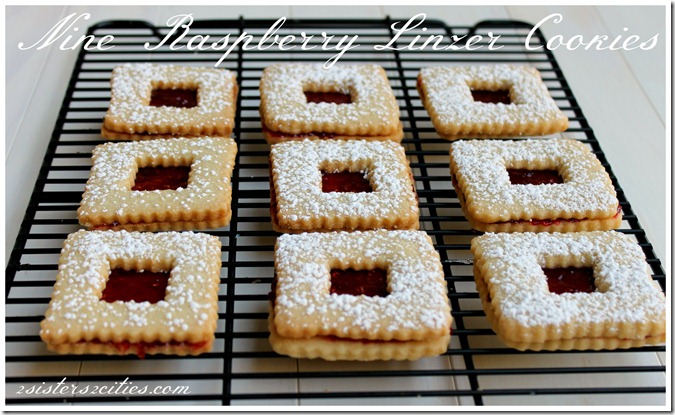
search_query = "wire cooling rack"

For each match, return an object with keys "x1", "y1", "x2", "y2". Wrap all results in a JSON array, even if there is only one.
[{"x1": 5, "y1": 17, "x2": 666, "y2": 406}]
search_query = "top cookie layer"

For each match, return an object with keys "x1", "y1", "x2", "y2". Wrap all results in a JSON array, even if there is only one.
[
  {"x1": 103, "y1": 64, "x2": 238, "y2": 137},
  {"x1": 40, "y1": 230, "x2": 222, "y2": 345},
  {"x1": 273, "y1": 230, "x2": 451, "y2": 341},
  {"x1": 270, "y1": 139, "x2": 419, "y2": 231},
  {"x1": 418, "y1": 65, "x2": 568, "y2": 137},
  {"x1": 449, "y1": 139, "x2": 619, "y2": 222},
  {"x1": 260, "y1": 64, "x2": 402, "y2": 135},
  {"x1": 78, "y1": 136, "x2": 237, "y2": 229},
  {"x1": 471, "y1": 231, "x2": 665, "y2": 336}
]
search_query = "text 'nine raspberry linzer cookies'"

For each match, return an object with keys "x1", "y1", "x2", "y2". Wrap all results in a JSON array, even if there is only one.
[{"x1": 41, "y1": 64, "x2": 239, "y2": 358}]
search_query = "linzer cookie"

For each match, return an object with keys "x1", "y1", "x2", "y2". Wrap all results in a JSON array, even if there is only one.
[
  {"x1": 270, "y1": 139, "x2": 419, "y2": 233},
  {"x1": 78, "y1": 136, "x2": 237, "y2": 232},
  {"x1": 417, "y1": 65, "x2": 568, "y2": 139},
  {"x1": 102, "y1": 63, "x2": 237, "y2": 140},
  {"x1": 471, "y1": 231, "x2": 666, "y2": 351},
  {"x1": 259, "y1": 64, "x2": 403, "y2": 143},
  {"x1": 270, "y1": 230, "x2": 452, "y2": 361},
  {"x1": 40, "y1": 230, "x2": 222, "y2": 357},
  {"x1": 449, "y1": 139, "x2": 622, "y2": 232}
]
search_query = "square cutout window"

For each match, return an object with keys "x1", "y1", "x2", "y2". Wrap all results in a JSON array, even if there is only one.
[
  {"x1": 150, "y1": 88, "x2": 198, "y2": 108},
  {"x1": 330, "y1": 268, "x2": 388, "y2": 297},
  {"x1": 543, "y1": 266, "x2": 596, "y2": 294},
  {"x1": 132, "y1": 166, "x2": 191, "y2": 191},
  {"x1": 101, "y1": 268, "x2": 171, "y2": 303},
  {"x1": 507, "y1": 168, "x2": 564, "y2": 185},
  {"x1": 321, "y1": 170, "x2": 372, "y2": 193},
  {"x1": 470, "y1": 89, "x2": 512, "y2": 104},
  {"x1": 304, "y1": 91, "x2": 352, "y2": 105}
]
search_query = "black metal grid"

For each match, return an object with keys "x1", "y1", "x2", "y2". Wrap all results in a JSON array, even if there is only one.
[{"x1": 5, "y1": 17, "x2": 666, "y2": 406}]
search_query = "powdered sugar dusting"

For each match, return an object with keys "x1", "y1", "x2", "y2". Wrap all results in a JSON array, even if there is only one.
[
  {"x1": 78, "y1": 136, "x2": 236, "y2": 227},
  {"x1": 260, "y1": 64, "x2": 400, "y2": 134},
  {"x1": 40, "y1": 230, "x2": 221, "y2": 343},
  {"x1": 274, "y1": 230, "x2": 451, "y2": 341},
  {"x1": 473, "y1": 231, "x2": 665, "y2": 328},
  {"x1": 105, "y1": 63, "x2": 237, "y2": 134},
  {"x1": 450, "y1": 139, "x2": 619, "y2": 221},
  {"x1": 419, "y1": 65, "x2": 567, "y2": 135},
  {"x1": 271, "y1": 139, "x2": 418, "y2": 229}
]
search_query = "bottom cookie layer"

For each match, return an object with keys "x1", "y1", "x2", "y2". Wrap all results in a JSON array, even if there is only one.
[
  {"x1": 497, "y1": 334, "x2": 666, "y2": 352},
  {"x1": 100, "y1": 125, "x2": 207, "y2": 140},
  {"x1": 268, "y1": 314, "x2": 450, "y2": 361},
  {"x1": 262, "y1": 123, "x2": 404, "y2": 144},
  {"x1": 45, "y1": 339, "x2": 214, "y2": 358},
  {"x1": 89, "y1": 212, "x2": 231, "y2": 232}
]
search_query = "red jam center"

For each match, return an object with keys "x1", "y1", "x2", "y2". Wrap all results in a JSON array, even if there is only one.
[
  {"x1": 504, "y1": 206, "x2": 622, "y2": 226},
  {"x1": 471, "y1": 89, "x2": 511, "y2": 104},
  {"x1": 330, "y1": 268, "x2": 389, "y2": 297},
  {"x1": 150, "y1": 88, "x2": 198, "y2": 108},
  {"x1": 544, "y1": 267, "x2": 596, "y2": 294},
  {"x1": 101, "y1": 269, "x2": 170, "y2": 303},
  {"x1": 89, "y1": 339, "x2": 208, "y2": 359},
  {"x1": 304, "y1": 91, "x2": 352, "y2": 104},
  {"x1": 266, "y1": 129, "x2": 338, "y2": 140},
  {"x1": 321, "y1": 171, "x2": 372, "y2": 193},
  {"x1": 507, "y1": 169, "x2": 564, "y2": 185},
  {"x1": 132, "y1": 166, "x2": 190, "y2": 191}
]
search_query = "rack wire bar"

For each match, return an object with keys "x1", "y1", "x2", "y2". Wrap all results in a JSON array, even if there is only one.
[{"x1": 5, "y1": 17, "x2": 666, "y2": 406}]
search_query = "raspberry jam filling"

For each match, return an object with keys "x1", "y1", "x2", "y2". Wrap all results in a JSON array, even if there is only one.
[
  {"x1": 322, "y1": 335, "x2": 401, "y2": 344},
  {"x1": 88, "y1": 339, "x2": 209, "y2": 359},
  {"x1": 321, "y1": 171, "x2": 372, "y2": 193},
  {"x1": 330, "y1": 268, "x2": 389, "y2": 297},
  {"x1": 92, "y1": 221, "x2": 121, "y2": 230},
  {"x1": 150, "y1": 88, "x2": 198, "y2": 108},
  {"x1": 132, "y1": 166, "x2": 190, "y2": 191},
  {"x1": 101, "y1": 269, "x2": 170, "y2": 303},
  {"x1": 544, "y1": 267, "x2": 596, "y2": 294},
  {"x1": 504, "y1": 206, "x2": 622, "y2": 226},
  {"x1": 471, "y1": 89, "x2": 511, "y2": 104},
  {"x1": 507, "y1": 169, "x2": 564, "y2": 185},
  {"x1": 304, "y1": 91, "x2": 352, "y2": 104},
  {"x1": 265, "y1": 127, "x2": 339, "y2": 139}
]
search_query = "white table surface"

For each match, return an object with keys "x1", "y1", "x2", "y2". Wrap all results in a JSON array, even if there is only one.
[{"x1": 4, "y1": 4, "x2": 669, "y2": 408}]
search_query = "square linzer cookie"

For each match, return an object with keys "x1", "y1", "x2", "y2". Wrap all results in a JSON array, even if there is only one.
[
  {"x1": 40, "y1": 230, "x2": 222, "y2": 357},
  {"x1": 78, "y1": 136, "x2": 237, "y2": 232},
  {"x1": 269, "y1": 230, "x2": 452, "y2": 361},
  {"x1": 417, "y1": 65, "x2": 568, "y2": 139},
  {"x1": 270, "y1": 139, "x2": 419, "y2": 233},
  {"x1": 471, "y1": 231, "x2": 666, "y2": 351},
  {"x1": 449, "y1": 138, "x2": 622, "y2": 232},
  {"x1": 259, "y1": 64, "x2": 403, "y2": 143},
  {"x1": 102, "y1": 63, "x2": 238, "y2": 140}
]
